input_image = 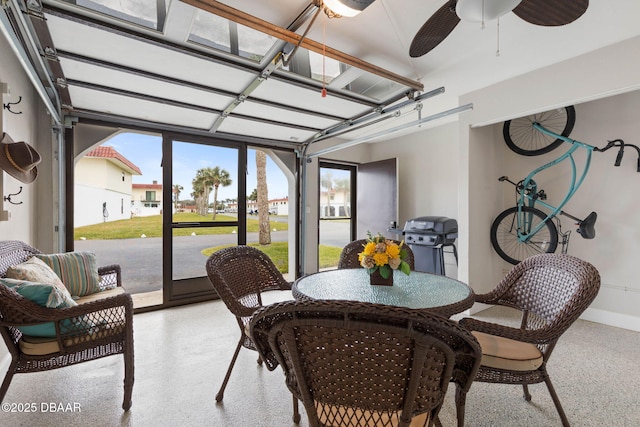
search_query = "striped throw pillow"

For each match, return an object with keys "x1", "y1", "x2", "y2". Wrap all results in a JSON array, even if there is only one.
[{"x1": 35, "y1": 252, "x2": 101, "y2": 297}]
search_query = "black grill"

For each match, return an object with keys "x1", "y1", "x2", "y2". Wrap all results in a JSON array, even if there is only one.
[{"x1": 396, "y1": 216, "x2": 458, "y2": 275}]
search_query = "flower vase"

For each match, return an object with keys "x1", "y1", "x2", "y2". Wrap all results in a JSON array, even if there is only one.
[{"x1": 370, "y1": 269, "x2": 393, "y2": 286}]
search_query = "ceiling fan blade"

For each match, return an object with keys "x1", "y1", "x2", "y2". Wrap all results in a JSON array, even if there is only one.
[
  {"x1": 409, "y1": 1, "x2": 461, "y2": 58},
  {"x1": 513, "y1": 0, "x2": 588, "y2": 26}
]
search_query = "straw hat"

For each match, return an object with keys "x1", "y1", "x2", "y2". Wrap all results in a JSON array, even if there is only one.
[{"x1": 0, "y1": 132, "x2": 41, "y2": 183}]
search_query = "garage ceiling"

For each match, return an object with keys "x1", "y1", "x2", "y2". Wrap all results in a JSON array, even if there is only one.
[{"x1": 2, "y1": 0, "x2": 639, "y2": 151}]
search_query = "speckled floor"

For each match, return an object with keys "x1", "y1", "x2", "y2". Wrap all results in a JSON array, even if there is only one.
[{"x1": 0, "y1": 296, "x2": 638, "y2": 427}]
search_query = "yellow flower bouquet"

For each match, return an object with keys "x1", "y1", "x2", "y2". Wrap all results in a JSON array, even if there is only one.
[{"x1": 358, "y1": 232, "x2": 411, "y2": 280}]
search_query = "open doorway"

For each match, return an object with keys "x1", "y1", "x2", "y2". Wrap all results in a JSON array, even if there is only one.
[
  {"x1": 71, "y1": 127, "x2": 297, "y2": 310},
  {"x1": 318, "y1": 162, "x2": 356, "y2": 269}
]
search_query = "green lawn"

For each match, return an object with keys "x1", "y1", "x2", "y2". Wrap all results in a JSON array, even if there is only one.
[
  {"x1": 202, "y1": 243, "x2": 343, "y2": 273},
  {"x1": 74, "y1": 212, "x2": 288, "y2": 240}
]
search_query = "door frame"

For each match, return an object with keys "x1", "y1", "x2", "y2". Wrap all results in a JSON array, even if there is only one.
[
  {"x1": 318, "y1": 161, "x2": 357, "y2": 243},
  {"x1": 162, "y1": 132, "x2": 247, "y2": 304}
]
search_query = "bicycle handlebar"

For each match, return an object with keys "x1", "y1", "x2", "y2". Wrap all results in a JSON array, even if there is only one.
[
  {"x1": 594, "y1": 139, "x2": 640, "y2": 172},
  {"x1": 534, "y1": 122, "x2": 640, "y2": 172}
]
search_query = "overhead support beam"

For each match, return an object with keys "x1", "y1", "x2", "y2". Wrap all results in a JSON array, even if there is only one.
[
  {"x1": 311, "y1": 87, "x2": 445, "y2": 143},
  {"x1": 180, "y1": 0, "x2": 424, "y2": 92},
  {"x1": 305, "y1": 103, "x2": 474, "y2": 158}
]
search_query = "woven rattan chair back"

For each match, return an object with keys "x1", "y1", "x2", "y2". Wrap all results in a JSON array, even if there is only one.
[
  {"x1": 0, "y1": 240, "x2": 134, "y2": 410},
  {"x1": 251, "y1": 299, "x2": 481, "y2": 427},
  {"x1": 459, "y1": 253, "x2": 601, "y2": 427},
  {"x1": 338, "y1": 239, "x2": 415, "y2": 270},
  {"x1": 205, "y1": 245, "x2": 299, "y2": 421},
  {"x1": 477, "y1": 253, "x2": 600, "y2": 345}
]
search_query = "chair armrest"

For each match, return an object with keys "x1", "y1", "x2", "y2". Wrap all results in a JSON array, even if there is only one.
[
  {"x1": 98, "y1": 264, "x2": 122, "y2": 290},
  {"x1": 459, "y1": 317, "x2": 552, "y2": 345}
]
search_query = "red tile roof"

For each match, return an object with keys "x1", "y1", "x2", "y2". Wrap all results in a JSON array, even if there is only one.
[
  {"x1": 85, "y1": 146, "x2": 142, "y2": 175},
  {"x1": 132, "y1": 183, "x2": 162, "y2": 189}
]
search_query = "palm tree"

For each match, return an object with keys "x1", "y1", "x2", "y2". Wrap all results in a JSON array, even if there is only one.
[
  {"x1": 256, "y1": 150, "x2": 271, "y2": 245},
  {"x1": 320, "y1": 171, "x2": 334, "y2": 217},
  {"x1": 209, "y1": 166, "x2": 232, "y2": 220},
  {"x1": 191, "y1": 173, "x2": 210, "y2": 216},
  {"x1": 172, "y1": 184, "x2": 183, "y2": 211},
  {"x1": 333, "y1": 177, "x2": 350, "y2": 217}
]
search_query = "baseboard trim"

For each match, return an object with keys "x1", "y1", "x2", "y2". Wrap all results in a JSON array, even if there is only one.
[
  {"x1": 459, "y1": 304, "x2": 639, "y2": 332},
  {"x1": 581, "y1": 307, "x2": 640, "y2": 332}
]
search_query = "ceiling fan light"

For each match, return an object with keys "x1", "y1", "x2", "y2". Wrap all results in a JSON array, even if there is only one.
[
  {"x1": 456, "y1": 0, "x2": 523, "y2": 23},
  {"x1": 323, "y1": 0, "x2": 375, "y2": 18}
]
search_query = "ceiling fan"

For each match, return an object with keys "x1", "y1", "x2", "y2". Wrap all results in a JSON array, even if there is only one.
[{"x1": 409, "y1": 0, "x2": 589, "y2": 58}]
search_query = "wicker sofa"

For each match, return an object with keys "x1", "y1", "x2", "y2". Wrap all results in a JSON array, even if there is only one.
[{"x1": 0, "y1": 240, "x2": 134, "y2": 410}]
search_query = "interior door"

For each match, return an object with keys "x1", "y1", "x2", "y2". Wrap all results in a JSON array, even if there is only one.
[{"x1": 357, "y1": 158, "x2": 398, "y2": 239}]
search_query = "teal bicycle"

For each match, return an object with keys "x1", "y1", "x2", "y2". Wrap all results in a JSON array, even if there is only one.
[{"x1": 490, "y1": 106, "x2": 640, "y2": 264}]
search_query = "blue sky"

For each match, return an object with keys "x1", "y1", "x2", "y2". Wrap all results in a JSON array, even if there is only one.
[{"x1": 103, "y1": 132, "x2": 290, "y2": 201}]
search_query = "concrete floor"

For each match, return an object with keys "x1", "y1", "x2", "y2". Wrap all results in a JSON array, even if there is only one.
[{"x1": 0, "y1": 296, "x2": 638, "y2": 427}]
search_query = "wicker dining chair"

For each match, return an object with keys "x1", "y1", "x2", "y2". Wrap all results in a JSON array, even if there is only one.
[
  {"x1": 250, "y1": 299, "x2": 482, "y2": 427},
  {"x1": 459, "y1": 253, "x2": 601, "y2": 427},
  {"x1": 205, "y1": 245, "x2": 299, "y2": 422},
  {"x1": 338, "y1": 238, "x2": 415, "y2": 270}
]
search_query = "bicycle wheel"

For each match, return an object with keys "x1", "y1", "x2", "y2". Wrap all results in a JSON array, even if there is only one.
[
  {"x1": 490, "y1": 206, "x2": 558, "y2": 265},
  {"x1": 503, "y1": 106, "x2": 576, "y2": 156}
]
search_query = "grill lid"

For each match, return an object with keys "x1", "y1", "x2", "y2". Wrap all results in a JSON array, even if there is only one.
[{"x1": 403, "y1": 216, "x2": 458, "y2": 235}]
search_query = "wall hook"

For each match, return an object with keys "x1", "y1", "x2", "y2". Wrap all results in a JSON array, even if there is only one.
[
  {"x1": 3, "y1": 186, "x2": 23, "y2": 205},
  {"x1": 3, "y1": 96, "x2": 23, "y2": 114}
]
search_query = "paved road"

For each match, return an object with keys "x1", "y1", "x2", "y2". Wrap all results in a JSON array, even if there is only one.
[{"x1": 76, "y1": 220, "x2": 351, "y2": 294}]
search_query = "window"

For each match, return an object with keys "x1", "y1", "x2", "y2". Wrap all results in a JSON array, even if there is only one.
[
  {"x1": 188, "y1": 10, "x2": 275, "y2": 62},
  {"x1": 61, "y1": 0, "x2": 167, "y2": 30}
]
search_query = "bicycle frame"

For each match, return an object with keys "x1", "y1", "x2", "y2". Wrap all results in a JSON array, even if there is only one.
[{"x1": 515, "y1": 124, "x2": 595, "y2": 243}]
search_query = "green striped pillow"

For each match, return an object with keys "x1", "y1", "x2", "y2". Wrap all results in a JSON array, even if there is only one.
[{"x1": 35, "y1": 252, "x2": 101, "y2": 297}]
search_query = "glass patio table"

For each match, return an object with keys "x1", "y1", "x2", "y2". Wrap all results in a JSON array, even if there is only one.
[{"x1": 292, "y1": 269, "x2": 474, "y2": 317}]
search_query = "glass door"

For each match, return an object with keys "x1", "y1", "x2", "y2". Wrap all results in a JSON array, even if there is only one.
[
  {"x1": 318, "y1": 162, "x2": 356, "y2": 269},
  {"x1": 163, "y1": 134, "x2": 246, "y2": 302}
]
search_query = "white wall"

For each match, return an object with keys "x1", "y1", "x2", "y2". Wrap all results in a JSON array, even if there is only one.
[
  {"x1": 0, "y1": 31, "x2": 57, "y2": 251},
  {"x1": 75, "y1": 185, "x2": 132, "y2": 227},
  {"x1": 0, "y1": 27, "x2": 59, "y2": 370},
  {"x1": 459, "y1": 36, "x2": 640, "y2": 330}
]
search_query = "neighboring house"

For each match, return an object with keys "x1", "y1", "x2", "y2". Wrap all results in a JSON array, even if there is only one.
[
  {"x1": 269, "y1": 197, "x2": 289, "y2": 215},
  {"x1": 226, "y1": 197, "x2": 289, "y2": 215},
  {"x1": 319, "y1": 191, "x2": 350, "y2": 218},
  {"x1": 74, "y1": 146, "x2": 142, "y2": 227},
  {"x1": 131, "y1": 180, "x2": 163, "y2": 217}
]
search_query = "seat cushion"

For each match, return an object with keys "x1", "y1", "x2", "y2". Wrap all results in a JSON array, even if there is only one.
[
  {"x1": 472, "y1": 331, "x2": 544, "y2": 371},
  {"x1": 19, "y1": 322, "x2": 127, "y2": 356},
  {"x1": 18, "y1": 288, "x2": 127, "y2": 355},
  {"x1": 75, "y1": 286, "x2": 125, "y2": 304},
  {"x1": 35, "y1": 252, "x2": 101, "y2": 297}
]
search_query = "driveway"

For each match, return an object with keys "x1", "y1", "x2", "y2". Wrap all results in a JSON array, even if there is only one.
[{"x1": 75, "y1": 220, "x2": 351, "y2": 294}]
